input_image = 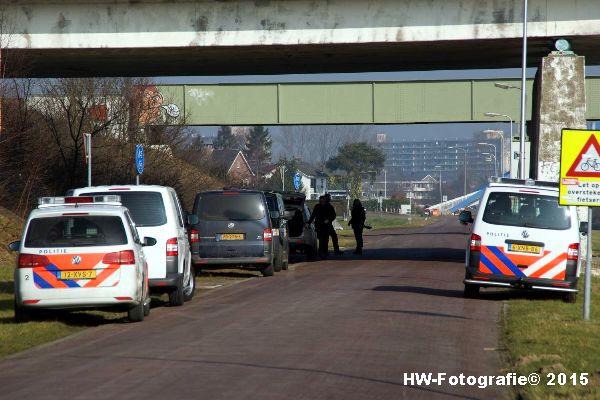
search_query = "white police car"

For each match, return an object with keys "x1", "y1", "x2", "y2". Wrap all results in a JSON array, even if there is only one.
[
  {"x1": 459, "y1": 178, "x2": 583, "y2": 302},
  {"x1": 9, "y1": 196, "x2": 154, "y2": 322}
]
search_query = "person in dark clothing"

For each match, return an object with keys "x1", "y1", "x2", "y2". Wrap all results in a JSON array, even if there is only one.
[
  {"x1": 348, "y1": 199, "x2": 366, "y2": 255},
  {"x1": 324, "y1": 193, "x2": 343, "y2": 255},
  {"x1": 307, "y1": 195, "x2": 335, "y2": 259}
]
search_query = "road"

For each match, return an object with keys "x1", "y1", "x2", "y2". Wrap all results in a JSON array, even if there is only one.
[{"x1": 0, "y1": 218, "x2": 506, "y2": 400}]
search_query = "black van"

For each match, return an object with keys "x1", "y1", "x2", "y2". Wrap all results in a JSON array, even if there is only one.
[{"x1": 190, "y1": 190, "x2": 276, "y2": 276}]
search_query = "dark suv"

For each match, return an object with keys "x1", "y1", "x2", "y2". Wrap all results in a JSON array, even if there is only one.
[
  {"x1": 264, "y1": 192, "x2": 291, "y2": 272},
  {"x1": 190, "y1": 190, "x2": 276, "y2": 276}
]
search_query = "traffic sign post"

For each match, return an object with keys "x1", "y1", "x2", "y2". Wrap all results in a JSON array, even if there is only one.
[
  {"x1": 559, "y1": 128, "x2": 600, "y2": 320},
  {"x1": 293, "y1": 172, "x2": 302, "y2": 191},
  {"x1": 84, "y1": 133, "x2": 92, "y2": 187},
  {"x1": 135, "y1": 144, "x2": 144, "y2": 185}
]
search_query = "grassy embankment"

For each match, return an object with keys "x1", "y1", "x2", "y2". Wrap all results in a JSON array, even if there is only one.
[{"x1": 503, "y1": 231, "x2": 600, "y2": 399}]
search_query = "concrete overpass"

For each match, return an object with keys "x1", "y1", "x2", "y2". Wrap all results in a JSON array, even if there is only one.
[{"x1": 3, "y1": 0, "x2": 600, "y2": 77}]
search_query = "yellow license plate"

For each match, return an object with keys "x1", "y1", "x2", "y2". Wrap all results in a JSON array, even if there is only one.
[
  {"x1": 220, "y1": 233, "x2": 245, "y2": 241},
  {"x1": 59, "y1": 270, "x2": 97, "y2": 280},
  {"x1": 509, "y1": 244, "x2": 542, "y2": 254}
]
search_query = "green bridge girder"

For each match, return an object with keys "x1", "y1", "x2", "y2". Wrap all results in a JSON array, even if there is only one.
[{"x1": 154, "y1": 77, "x2": 600, "y2": 125}]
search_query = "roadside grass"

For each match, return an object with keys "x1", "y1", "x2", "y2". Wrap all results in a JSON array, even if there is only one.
[
  {"x1": 334, "y1": 213, "x2": 434, "y2": 250},
  {"x1": 504, "y1": 276, "x2": 600, "y2": 400}
]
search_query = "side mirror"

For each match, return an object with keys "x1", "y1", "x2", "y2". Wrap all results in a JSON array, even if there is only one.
[
  {"x1": 143, "y1": 237, "x2": 157, "y2": 247},
  {"x1": 8, "y1": 241, "x2": 20, "y2": 251},
  {"x1": 579, "y1": 221, "x2": 589, "y2": 235},
  {"x1": 283, "y1": 210, "x2": 294, "y2": 220},
  {"x1": 186, "y1": 213, "x2": 199, "y2": 225},
  {"x1": 459, "y1": 210, "x2": 473, "y2": 225},
  {"x1": 270, "y1": 210, "x2": 280, "y2": 219}
]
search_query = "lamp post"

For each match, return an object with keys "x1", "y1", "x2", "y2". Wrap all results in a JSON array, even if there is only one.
[
  {"x1": 519, "y1": 0, "x2": 529, "y2": 180},
  {"x1": 449, "y1": 146, "x2": 467, "y2": 196},
  {"x1": 492, "y1": 82, "x2": 526, "y2": 178},
  {"x1": 482, "y1": 152, "x2": 498, "y2": 178},
  {"x1": 483, "y1": 113, "x2": 511, "y2": 175},
  {"x1": 434, "y1": 165, "x2": 443, "y2": 207},
  {"x1": 478, "y1": 143, "x2": 498, "y2": 177}
]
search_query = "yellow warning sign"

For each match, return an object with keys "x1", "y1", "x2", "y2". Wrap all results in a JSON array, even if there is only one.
[{"x1": 560, "y1": 129, "x2": 600, "y2": 206}]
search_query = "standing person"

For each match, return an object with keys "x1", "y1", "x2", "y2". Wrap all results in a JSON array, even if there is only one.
[
  {"x1": 307, "y1": 196, "x2": 331, "y2": 259},
  {"x1": 324, "y1": 193, "x2": 343, "y2": 255},
  {"x1": 348, "y1": 199, "x2": 366, "y2": 255}
]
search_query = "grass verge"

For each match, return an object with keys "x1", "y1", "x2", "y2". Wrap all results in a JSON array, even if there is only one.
[{"x1": 503, "y1": 276, "x2": 600, "y2": 399}]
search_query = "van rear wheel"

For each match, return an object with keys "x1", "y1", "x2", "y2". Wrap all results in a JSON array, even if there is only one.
[
  {"x1": 274, "y1": 254, "x2": 283, "y2": 272},
  {"x1": 169, "y1": 283, "x2": 185, "y2": 306},
  {"x1": 261, "y1": 263, "x2": 274, "y2": 277},
  {"x1": 464, "y1": 284, "x2": 480, "y2": 298},
  {"x1": 184, "y1": 266, "x2": 196, "y2": 302}
]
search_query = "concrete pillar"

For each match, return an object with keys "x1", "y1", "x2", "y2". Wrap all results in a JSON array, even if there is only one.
[{"x1": 533, "y1": 52, "x2": 586, "y2": 181}]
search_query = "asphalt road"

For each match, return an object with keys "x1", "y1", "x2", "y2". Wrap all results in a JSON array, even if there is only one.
[{"x1": 0, "y1": 217, "x2": 506, "y2": 400}]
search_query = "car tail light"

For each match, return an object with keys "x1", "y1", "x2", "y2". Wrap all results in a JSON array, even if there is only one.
[
  {"x1": 470, "y1": 234, "x2": 482, "y2": 252},
  {"x1": 189, "y1": 229, "x2": 199, "y2": 244},
  {"x1": 263, "y1": 228, "x2": 273, "y2": 241},
  {"x1": 103, "y1": 250, "x2": 136, "y2": 265},
  {"x1": 18, "y1": 254, "x2": 50, "y2": 268},
  {"x1": 166, "y1": 238, "x2": 178, "y2": 256},
  {"x1": 567, "y1": 243, "x2": 579, "y2": 261}
]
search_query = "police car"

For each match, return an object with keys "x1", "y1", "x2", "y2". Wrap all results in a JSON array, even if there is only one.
[
  {"x1": 459, "y1": 178, "x2": 583, "y2": 302},
  {"x1": 9, "y1": 196, "x2": 154, "y2": 322}
]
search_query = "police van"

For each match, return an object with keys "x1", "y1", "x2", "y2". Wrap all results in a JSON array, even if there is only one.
[
  {"x1": 9, "y1": 196, "x2": 154, "y2": 322},
  {"x1": 459, "y1": 178, "x2": 584, "y2": 302}
]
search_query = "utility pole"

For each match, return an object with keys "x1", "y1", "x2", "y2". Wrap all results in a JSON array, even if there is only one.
[{"x1": 519, "y1": 0, "x2": 529, "y2": 179}]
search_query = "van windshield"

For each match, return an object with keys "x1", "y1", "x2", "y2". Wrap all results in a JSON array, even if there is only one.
[
  {"x1": 196, "y1": 193, "x2": 265, "y2": 221},
  {"x1": 25, "y1": 216, "x2": 127, "y2": 247},
  {"x1": 482, "y1": 191, "x2": 571, "y2": 230},
  {"x1": 82, "y1": 191, "x2": 167, "y2": 227}
]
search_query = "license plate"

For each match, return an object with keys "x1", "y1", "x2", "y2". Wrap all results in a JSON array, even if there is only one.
[
  {"x1": 508, "y1": 244, "x2": 542, "y2": 254},
  {"x1": 59, "y1": 270, "x2": 97, "y2": 280},
  {"x1": 220, "y1": 233, "x2": 245, "y2": 241}
]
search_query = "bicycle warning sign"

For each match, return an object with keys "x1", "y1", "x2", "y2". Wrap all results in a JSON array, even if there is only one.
[{"x1": 560, "y1": 129, "x2": 600, "y2": 206}]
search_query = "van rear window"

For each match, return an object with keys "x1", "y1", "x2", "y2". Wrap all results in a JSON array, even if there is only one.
[
  {"x1": 196, "y1": 193, "x2": 265, "y2": 221},
  {"x1": 25, "y1": 216, "x2": 128, "y2": 247},
  {"x1": 81, "y1": 191, "x2": 167, "y2": 227},
  {"x1": 482, "y1": 192, "x2": 571, "y2": 230}
]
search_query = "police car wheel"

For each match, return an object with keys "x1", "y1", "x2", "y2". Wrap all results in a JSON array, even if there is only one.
[
  {"x1": 464, "y1": 284, "x2": 480, "y2": 298},
  {"x1": 183, "y1": 266, "x2": 196, "y2": 302},
  {"x1": 143, "y1": 298, "x2": 151, "y2": 317},
  {"x1": 563, "y1": 292, "x2": 577, "y2": 303},
  {"x1": 128, "y1": 302, "x2": 145, "y2": 322},
  {"x1": 14, "y1": 305, "x2": 35, "y2": 323},
  {"x1": 261, "y1": 263, "x2": 274, "y2": 277},
  {"x1": 169, "y1": 283, "x2": 185, "y2": 307}
]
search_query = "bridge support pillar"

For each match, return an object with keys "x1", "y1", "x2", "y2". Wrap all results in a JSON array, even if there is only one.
[{"x1": 532, "y1": 52, "x2": 586, "y2": 181}]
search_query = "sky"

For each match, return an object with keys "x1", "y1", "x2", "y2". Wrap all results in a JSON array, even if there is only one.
[{"x1": 155, "y1": 65, "x2": 600, "y2": 141}]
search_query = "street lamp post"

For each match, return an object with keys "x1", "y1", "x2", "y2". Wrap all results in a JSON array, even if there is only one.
[
  {"x1": 479, "y1": 143, "x2": 498, "y2": 177},
  {"x1": 449, "y1": 146, "x2": 467, "y2": 196},
  {"x1": 434, "y1": 165, "x2": 443, "y2": 214},
  {"x1": 482, "y1": 152, "x2": 498, "y2": 177},
  {"x1": 519, "y1": 0, "x2": 529, "y2": 180},
  {"x1": 483, "y1": 113, "x2": 511, "y2": 175},
  {"x1": 492, "y1": 83, "x2": 526, "y2": 178}
]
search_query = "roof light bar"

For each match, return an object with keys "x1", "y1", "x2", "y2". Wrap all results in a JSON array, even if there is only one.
[{"x1": 38, "y1": 195, "x2": 122, "y2": 206}]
